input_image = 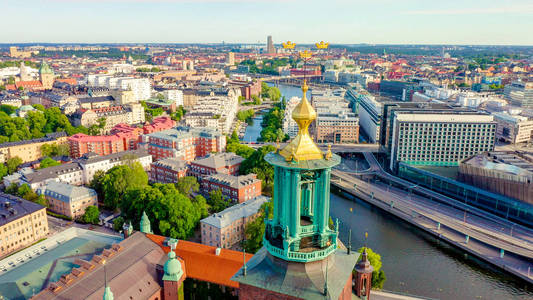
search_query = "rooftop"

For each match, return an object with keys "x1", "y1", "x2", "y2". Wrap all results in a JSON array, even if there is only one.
[
  {"x1": 40, "y1": 182, "x2": 97, "y2": 203},
  {"x1": 201, "y1": 195, "x2": 269, "y2": 229},
  {"x1": 192, "y1": 152, "x2": 244, "y2": 169},
  {"x1": 0, "y1": 193, "x2": 45, "y2": 227}
]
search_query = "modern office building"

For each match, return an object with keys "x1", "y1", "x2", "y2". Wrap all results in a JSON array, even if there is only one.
[
  {"x1": 493, "y1": 112, "x2": 533, "y2": 144},
  {"x1": 40, "y1": 182, "x2": 98, "y2": 219},
  {"x1": 351, "y1": 90, "x2": 382, "y2": 143},
  {"x1": 266, "y1": 35, "x2": 276, "y2": 54},
  {"x1": 201, "y1": 173, "x2": 262, "y2": 203},
  {"x1": 388, "y1": 106, "x2": 496, "y2": 170},
  {"x1": 312, "y1": 90, "x2": 359, "y2": 144},
  {"x1": 459, "y1": 151, "x2": 533, "y2": 204},
  {"x1": 200, "y1": 196, "x2": 269, "y2": 249},
  {"x1": 504, "y1": 80, "x2": 533, "y2": 108},
  {"x1": 0, "y1": 193, "x2": 48, "y2": 258}
]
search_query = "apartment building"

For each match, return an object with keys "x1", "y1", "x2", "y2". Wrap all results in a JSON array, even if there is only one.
[
  {"x1": 184, "y1": 96, "x2": 238, "y2": 134},
  {"x1": 282, "y1": 96, "x2": 301, "y2": 138},
  {"x1": 200, "y1": 196, "x2": 269, "y2": 249},
  {"x1": 40, "y1": 182, "x2": 97, "y2": 219},
  {"x1": 312, "y1": 90, "x2": 359, "y2": 144},
  {"x1": 149, "y1": 158, "x2": 188, "y2": 183},
  {"x1": 0, "y1": 193, "x2": 48, "y2": 258},
  {"x1": 72, "y1": 103, "x2": 145, "y2": 133},
  {"x1": 202, "y1": 173, "x2": 262, "y2": 203},
  {"x1": 188, "y1": 153, "x2": 244, "y2": 180},
  {"x1": 493, "y1": 112, "x2": 533, "y2": 144},
  {"x1": 0, "y1": 132, "x2": 68, "y2": 164},
  {"x1": 144, "y1": 126, "x2": 226, "y2": 162}
]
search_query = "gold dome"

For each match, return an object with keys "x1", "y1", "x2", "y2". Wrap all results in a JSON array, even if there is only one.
[{"x1": 279, "y1": 80, "x2": 323, "y2": 161}]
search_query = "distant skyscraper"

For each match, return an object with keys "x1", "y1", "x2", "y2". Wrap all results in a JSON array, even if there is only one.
[
  {"x1": 267, "y1": 35, "x2": 276, "y2": 54},
  {"x1": 227, "y1": 52, "x2": 235, "y2": 65}
]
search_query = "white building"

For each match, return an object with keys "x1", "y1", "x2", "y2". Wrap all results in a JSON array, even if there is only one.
[
  {"x1": 355, "y1": 92, "x2": 381, "y2": 143},
  {"x1": 282, "y1": 96, "x2": 301, "y2": 138},
  {"x1": 493, "y1": 112, "x2": 533, "y2": 144},
  {"x1": 184, "y1": 96, "x2": 238, "y2": 134},
  {"x1": 163, "y1": 89, "x2": 184, "y2": 107},
  {"x1": 86, "y1": 74, "x2": 151, "y2": 101}
]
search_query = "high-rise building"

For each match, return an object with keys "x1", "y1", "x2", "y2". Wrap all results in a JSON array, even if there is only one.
[
  {"x1": 231, "y1": 81, "x2": 358, "y2": 300},
  {"x1": 227, "y1": 52, "x2": 235, "y2": 65},
  {"x1": 388, "y1": 108, "x2": 496, "y2": 170},
  {"x1": 266, "y1": 35, "x2": 276, "y2": 54}
]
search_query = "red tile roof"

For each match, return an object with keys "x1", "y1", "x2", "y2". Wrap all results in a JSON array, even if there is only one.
[{"x1": 146, "y1": 234, "x2": 252, "y2": 289}]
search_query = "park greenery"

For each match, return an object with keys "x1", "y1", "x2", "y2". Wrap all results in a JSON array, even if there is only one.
[
  {"x1": 259, "y1": 103, "x2": 288, "y2": 143},
  {"x1": 80, "y1": 206, "x2": 100, "y2": 225},
  {"x1": 0, "y1": 105, "x2": 88, "y2": 143},
  {"x1": 240, "y1": 145, "x2": 276, "y2": 196},
  {"x1": 40, "y1": 143, "x2": 70, "y2": 157},
  {"x1": 261, "y1": 82, "x2": 281, "y2": 102},
  {"x1": 226, "y1": 131, "x2": 255, "y2": 159},
  {"x1": 136, "y1": 67, "x2": 160, "y2": 72},
  {"x1": 113, "y1": 216, "x2": 125, "y2": 232},
  {"x1": 88, "y1": 117, "x2": 107, "y2": 136},
  {"x1": 39, "y1": 157, "x2": 61, "y2": 169},
  {"x1": 120, "y1": 183, "x2": 208, "y2": 240},
  {"x1": 208, "y1": 189, "x2": 231, "y2": 213},
  {"x1": 171, "y1": 106, "x2": 186, "y2": 122},
  {"x1": 237, "y1": 109, "x2": 255, "y2": 122},
  {"x1": 6, "y1": 157, "x2": 22, "y2": 174},
  {"x1": 5, "y1": 183, "x2": 48, "y2": 207},
  {"x1": 243, "y1": 201, "x2": 273, "y2": 253},
  {"x1": 240, "y1": 58, "x2": 298, "y2": 75},
  {"x1": 355, "y1": 247, "x2": 387, "y2": 289},
  {"x1": 0, "y1": 60, "x2": 40, "y2": 69},
  {"x1": 140, "y1": 101, "x2": 164, "y2": 122}
]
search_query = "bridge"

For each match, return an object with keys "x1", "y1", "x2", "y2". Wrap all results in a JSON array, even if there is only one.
[
  {"x1": 330, "y1": 153, "x2": 533, "y2": 283},
  {"x1": 239, "y1": 142, "x2": 382, "y2": 153}
]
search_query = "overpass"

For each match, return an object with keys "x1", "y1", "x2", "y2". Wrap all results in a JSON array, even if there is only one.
[{"x1": 240, "y1": 142, "x2": 382, "y2": 153}]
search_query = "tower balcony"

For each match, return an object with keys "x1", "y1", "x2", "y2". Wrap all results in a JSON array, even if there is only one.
[{"x1": 263, "y1": 235, "x2": 337, "y2": 263}]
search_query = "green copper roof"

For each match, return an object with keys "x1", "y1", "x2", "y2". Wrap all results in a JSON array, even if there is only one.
[
  {"x1": 39, "y1": 61, "x2": 54, "y2": 75},
  {"x1": 163, "y1": 251, "x2": 183, "y2": 282},
  {"x1": 103, "y1": 286, "x2": 114, "y2": 300},
  {"x1": 140, "y1": 211, "x2": 152, "y2": 234}
]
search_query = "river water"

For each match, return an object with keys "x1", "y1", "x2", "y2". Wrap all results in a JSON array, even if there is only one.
[{"x1": 266, "y1": 83, "x2": 532, "y2": 300}]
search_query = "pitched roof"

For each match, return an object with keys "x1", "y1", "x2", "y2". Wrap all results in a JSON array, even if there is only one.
[
  {"x1": 146, "y1": 234, "x2": 252, "y2": 289},
  {"x1": 0, "y1": 193, "x2": 45, "y2": 226},
  {"x1": 200, "y1": 196, "x2": 268, "y2": 229},
  {"x1": 42, "y1": 182, "x2": 96, "y2": 203},
  {"x1": 204, "y1": 173, "x2": 260, "y2": 189},
  {"x1": 192, "y1": 153, "x2": 244, "y2": 169}
]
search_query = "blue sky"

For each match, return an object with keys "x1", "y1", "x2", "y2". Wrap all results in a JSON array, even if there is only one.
[{"x1": 1, "y1": 0, "x2": 532, "y2": 45}]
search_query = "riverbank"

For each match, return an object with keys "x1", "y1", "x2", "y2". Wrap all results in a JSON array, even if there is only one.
[{"x1": 331, "y1": 176, "x2": 533, "y2": 286}]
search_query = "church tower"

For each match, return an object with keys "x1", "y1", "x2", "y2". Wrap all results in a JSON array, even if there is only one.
[
  {"x1": 39, "y1": 61, "x2": 55, "y2": 89},
  {"x1": 232, "y1": 81, "x2": 358, "y2": 300}
]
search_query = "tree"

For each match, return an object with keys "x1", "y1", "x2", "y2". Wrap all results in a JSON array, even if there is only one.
[
  {"x1": 101, "y1": 162, "x2": 148, "y2": 210},
  {"x1": 90, "y1": 169, "x2": 106, "y2": 198},
  {"x1": 88, "y1": 124, "x2": 100, "y2": 136},
  {"x1": 175, "y1": 176, "x2": 199, "y2": 197},
  {"x1": 82, "y1": 206, "x2": 100, "y2": 224},
  {"x1": 120, "y1": 183, "x2": 206, "y2": 240},
  {"x1": 6, "y1": 157, "x2": 22, "y2": 174},
  {"x1": 113, "y1": 216, "x2": 125, "y2": 232},
  {"x1": 208, "y1": 189, "x2": 231, "y2": 213},
  {"x1": 243, "y1": 201, "x2": 273, "y2": 253},
  {"x1": 355, "y1": 247, "x2": 386, "y2": 289},
  {"x1": 0, "y1": 163, "x2": 7, "y2": 179},
  {"x1": 39, "y1": 157, "x2": 61, "y2": 169},
  {"x1": 240, "y1": 145, "x2": 276, "y2": 196},
  {"x1": 41, "y1": 143, "x2": 70, "y2": 157}
]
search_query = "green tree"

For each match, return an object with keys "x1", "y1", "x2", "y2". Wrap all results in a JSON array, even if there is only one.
[
  {"x1": 88, "y1": 124, "x2": 100, "y2": 136},
  {"x1": 240, "y1": 145, "x2": 276, "y2": 196},
  {"x1": 27, "y1": 111, "x2": 47, "y2": 138},
  {"x1": 208, "y1": 189, "x2": 231, "y2": 213},
  {"x1": 0, "y1": 163, "x2": 8, "y2": 179},
  {"x1": 175, "y1": 176, "x2": 199, "y2": 197},
  {"x1": 6, "y1": 157, "x2": 22, "y2": 174},
  {"x1": 0, "y1": 105, "x2": 17, "y2": 115},
  {"x1": 243, "y1": 201, "x2": 273, "y2": 253},
  {"x1": 39, "y1": 157, "x2": 61, "y2": 169},
  {"x1": 90, "y1": 169, "x2": 106, "y2": 198},
  {"x1": 113, "y1": 216, "x2": 125, "y2": 232},
  {"x1": 355, "y1": 247, "x2": 386, "y2": 289},
  {"x1": 120, "y1": 183, "x2": 206, "y2": 239},
  {"x1": 101, "y1": 162, "x2": 148, "y2": 210},
  {"x1": 81, "y1": 206, "x2": 100, "y2": 224},
  {"x1": 41, "y1": 143, "x2": 70, "y2": 157}
]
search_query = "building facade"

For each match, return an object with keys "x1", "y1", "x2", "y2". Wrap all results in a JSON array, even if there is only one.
[
  {"x1": 0, "y1": 193, "x2": 48, "y2": 258},
  {"x1": 188, "y1": 153, "x2": 244, "y2": 180},
  {"x1": 150, "y1": 158, "x2": 188, "y2": 183},
  {"x1": 201, "y1": 173, "x2": 262, "y2": 203},
  {"x1": 41, "y1": 182, "x2": 98, "y2": 219},
  {"x1": 0, "y1": 132, "x2": 68, "y2": 164},
  {"x1": 201, "y1": 196, "x2": 269, "y2": 249},
  {"x1": 504, "y1": 80, "x2": 533, "y2": 108},
  {"x1": 493, "y1": 112, "x2": 533, "y2": 144}
]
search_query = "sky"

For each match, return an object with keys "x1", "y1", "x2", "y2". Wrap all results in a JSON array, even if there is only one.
[{"x1": 1, "y1": 0, "x2": 532, "y2": 45}]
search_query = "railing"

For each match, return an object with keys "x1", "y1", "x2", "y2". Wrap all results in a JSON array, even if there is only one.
[
  {"x1": 299, "y1": 224, "x2": 316, "y2": 234},
  {"x1": 263, "y1": 237, "x2": 337, "y2": 263}
]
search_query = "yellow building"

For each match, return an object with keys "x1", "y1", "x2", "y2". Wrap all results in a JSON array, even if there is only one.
[
  {"x1": 41, "y1": 182, "x2": 98, "y2": 219},
  {"x1": 0, "y1": 132, "x2": 68, "y2": 164},
  {"x1": 0, "y1": 193, "x2": 48, "y2": 258}
]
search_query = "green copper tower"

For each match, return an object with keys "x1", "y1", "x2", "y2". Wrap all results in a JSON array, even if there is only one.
[
  {"x1": 263, "y1": 80, "x2": 340, "y2": 262},
  {"x1": 140, "y1": 211, "x2": 152, "y2": 234}
]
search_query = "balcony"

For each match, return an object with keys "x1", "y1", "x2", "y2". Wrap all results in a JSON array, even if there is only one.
[{"x1": 263, "y1": 237, "x2": 337, "y2": 263}]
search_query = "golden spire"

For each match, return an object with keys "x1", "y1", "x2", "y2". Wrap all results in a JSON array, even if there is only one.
[{"x1": 279, "y1": 80, "x2": 323, "y2": 161}]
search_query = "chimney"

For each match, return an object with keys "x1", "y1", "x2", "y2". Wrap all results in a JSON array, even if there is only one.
[{"x1": 215, "y1": 248, "x2": 221, "y2": 256}]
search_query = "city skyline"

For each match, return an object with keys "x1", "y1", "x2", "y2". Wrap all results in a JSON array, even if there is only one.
[{"x1": 1, "y1": 0, "x2": 533, "y2": 45}]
